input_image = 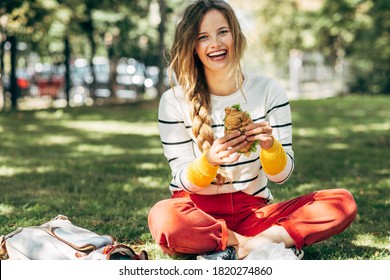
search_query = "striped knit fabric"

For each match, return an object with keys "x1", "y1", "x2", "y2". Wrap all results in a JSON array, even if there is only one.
[{"x1": 158, "y1": 74, "x2": 294, "y2": 200}]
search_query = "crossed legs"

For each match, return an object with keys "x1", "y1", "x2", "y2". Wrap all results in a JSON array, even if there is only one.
[{"x1": 148, "y1": 189, "x2": 357, "y2": 258}]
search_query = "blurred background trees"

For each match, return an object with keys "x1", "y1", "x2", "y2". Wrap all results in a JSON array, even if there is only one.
[
  {"x1": 0, "y1": 0, "x2": 389, "y2": 111},
  {"x1": 232, "y1": 0, "x2": 389, "y2": 95}
]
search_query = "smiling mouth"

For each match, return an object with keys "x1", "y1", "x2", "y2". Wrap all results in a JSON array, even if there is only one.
[{"x1": 208, "y1": 50, "x2": 228, "y2": 60}]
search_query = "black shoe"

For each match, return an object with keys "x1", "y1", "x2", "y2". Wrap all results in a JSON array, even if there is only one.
[
  {"x1": 197, "y1": 246, "x2": 237, "y2": 260},
  {"x1": 291, "y1": 247, "x2": 304, "y2": 260}
]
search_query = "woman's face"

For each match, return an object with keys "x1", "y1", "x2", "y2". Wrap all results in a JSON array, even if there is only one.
[{"x1": 195, "y1": 9, "x2": 234, "y2": 74}]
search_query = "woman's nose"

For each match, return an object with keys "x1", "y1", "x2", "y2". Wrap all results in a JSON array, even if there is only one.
[{"x1": 210, "y1": 36, "x2": 222, "y2": 47}]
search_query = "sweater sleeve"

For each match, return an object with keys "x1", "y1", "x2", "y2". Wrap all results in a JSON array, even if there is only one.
[
  {"x1": 186, "y1": 152, "x2": 219, "y2": 188},
  {"x1": 260, "y1": 139, "x2": 287, "y2": 175},
  {"x1": 262, "y1": 79, "x2": 295, "y2": 184}
]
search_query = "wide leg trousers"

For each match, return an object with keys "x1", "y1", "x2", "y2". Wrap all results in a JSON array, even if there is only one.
[{"x1": 148, "y1": 189, "x2": 357, "y2": 256}]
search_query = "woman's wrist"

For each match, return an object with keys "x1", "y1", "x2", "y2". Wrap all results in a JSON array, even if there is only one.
[
  {"x1": 260, "y1": 138, "x2": 287, "y2": 175},
  {"x1": 205, "y1": 150, "x2": 220, "y2": 167},
  {"x1": 260, "y1": 136, "x2": 274, "y2": 150},
  {"x1": 187, "y1": 152, "x2": 219, "y2": 188}
]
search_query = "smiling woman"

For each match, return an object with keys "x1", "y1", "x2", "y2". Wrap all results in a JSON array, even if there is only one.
[
  {"x1": 148, "y1": 0, "x2": 357, "y2": 261},
  {"x1": 195, "y1": 9, "x2": 234, "y2": 75}
]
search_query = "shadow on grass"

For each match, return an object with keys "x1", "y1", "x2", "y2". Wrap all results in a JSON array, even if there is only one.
[
  {"x1": 275, "y1": 96, "x2": 390, "y2": 259},
  {"x1": 0, "y1": 102, "x2": 168, "y2": 246},
  {"x1": 0, "y1": 97, "x2": 389, "y2": 259},
  {"x1": 303, "y1": 240, "x2": 390, "y2": 260}
]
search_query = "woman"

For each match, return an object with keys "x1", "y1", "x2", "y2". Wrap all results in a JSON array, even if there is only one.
[{"x1": 148, "y1": 0, "x2": 357, "y2": 260}]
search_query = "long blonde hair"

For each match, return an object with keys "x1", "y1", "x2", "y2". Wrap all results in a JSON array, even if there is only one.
[{"x1": 169, "y1": 0, "x2": 247, "y2": 184}]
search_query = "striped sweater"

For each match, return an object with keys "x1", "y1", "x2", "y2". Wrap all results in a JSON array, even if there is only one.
[{"x1": 158, "y1": 74, "x2": 294, "y2": 200}]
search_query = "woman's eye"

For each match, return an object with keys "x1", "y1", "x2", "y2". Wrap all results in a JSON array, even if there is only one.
[
  {"x1": 219, "y1": 29, "x2": 229, "y2": 36},
  {"x1": 198, "y1": 35, "x2": 208, "y2": 41}
]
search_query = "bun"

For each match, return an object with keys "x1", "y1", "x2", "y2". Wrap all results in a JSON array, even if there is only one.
[{"x1": 224, "y1": 104, "x2": 258, "y2": 156}]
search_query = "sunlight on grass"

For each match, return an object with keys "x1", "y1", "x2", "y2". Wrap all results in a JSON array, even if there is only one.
[
  {"x1": 375, "y1": 169, "x2": 390, "y2": 176},
  {"x1": 25, "y1": 124, "x2": 40, "y2": 132},
  {"x1": 38, "y1": 135, "x2": 78, "y2": 146},
  {"x1": 0, "y1": 166, "x2": 57, "y2": 176},
  {"x1": 138, "y1": 176, "x2": 164, "y2": 189},
  {"x1": 327, "y1": 143, "x2": 349, "y2": 150},
  {"x1": 61, "y1": 120, "x2": 159, "y2": 136},
  {"x1": 119, "y1": 176, "x2": 165, "y2": 193},
  {"x1": 35, "y1": 166, "x2": 56, "y2": 173},
  {"x1": 377, "y1": 178, "x2": 390, "y2": 191},
  {"x1": 0, "y1": 166, "x2": 31, "y2": 176},
  {"x1": 121, "y1": 183, "x2": 137, "y2": 193},
  {"x1": 296, "y1": 128, "x2": 318, "y2": 137},
  {"x1": 0, "y1": 203, "x2": 15, "y2": 216},
  {"x1": 23, "y1": 202, "x2": 51, "y2": 214},
  {"x1": 138, "y1": 162, "x2": 164, "y2": 171},
  {"x1": 76, "y1": 144, "x2": 127, "y2": 155},
  {"x1": 351, "y1": 123, "x2": 390, "y2": 132},
  {"x1": 138, "y1": 241, "x2": 171, "y2": 260},
  {"x1": 1, "y1": 97, "x2": 388, "y2": 260},
  {"x1": 353, "y1": 234, "x2": 390, "y2": 250},
  {"x1": 295, "y1": 183, "x2": 318, "y2": 192},
  {"x1": 34, "y1": 110, "x2": 65, "y2": 120},
  {"x1": 323, "y1": 127, "x2": 341, "y2": 136}
]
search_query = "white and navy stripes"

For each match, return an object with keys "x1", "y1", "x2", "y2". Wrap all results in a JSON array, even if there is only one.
[{"x1": 158, "y1": 74, "x2": 294, "y2": 200}]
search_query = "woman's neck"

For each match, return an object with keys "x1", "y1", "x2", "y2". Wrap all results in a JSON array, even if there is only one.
[{"x1": 205, "y1": 69, "x2": 242, "y2": 96}]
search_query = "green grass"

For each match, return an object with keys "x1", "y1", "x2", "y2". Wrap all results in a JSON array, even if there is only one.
[{"x1": 0, "y1": 95, "x2": 389, "y2": 260}]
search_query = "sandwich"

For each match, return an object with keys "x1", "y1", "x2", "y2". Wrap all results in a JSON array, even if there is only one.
[{"x1": 224, "y1": 104, "x2": 258, "y2": 156}]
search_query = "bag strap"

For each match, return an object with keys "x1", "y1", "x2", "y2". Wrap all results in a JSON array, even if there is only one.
[
  {"x1": 102, "y1": 244, "x2": 148, "y2": 260},
  {"x1": 42, "y1": 215, "x2": 114, "y2": 252},
  {"x1": 0, "y1": 227, "x2": 24, "y2": 260},
  {"x1": 0, "y1": 235, "x2": 6, "y2": 259},
  {"x1": 0, "y1": 215, "x2": 149, "y2": 260}
]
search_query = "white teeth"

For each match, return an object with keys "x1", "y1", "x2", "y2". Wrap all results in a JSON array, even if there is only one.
[{"x1": 208, "y1": 50, "x2": 226, "y2": 57}]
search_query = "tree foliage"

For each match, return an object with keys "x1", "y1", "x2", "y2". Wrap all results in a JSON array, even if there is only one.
[
  {"x1": 1, "y1": 0, "x2": 388, "y2": 94},
  {"x1": 1, "y1": 0, "x2": 158, "y2": 63},
  {"x1": 243, "y1": 0, "x2": 389, "y2": 94}
]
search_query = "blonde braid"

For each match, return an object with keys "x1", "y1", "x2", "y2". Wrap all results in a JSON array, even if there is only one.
[
  {"x1": 191, "y1": 96, "x2": 214, "y2": 152},
  {"x1": 190, "y1": 95, "x2": 227, "y2": 186}
]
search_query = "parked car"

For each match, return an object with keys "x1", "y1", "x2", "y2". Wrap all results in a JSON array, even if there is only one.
[
  {"x1": 115, "y1": 57, "x2": 147, "y2": 99},
  {"x1": 144, "y1": 66, "x2": 159, "y2": 87},
  {"x1": 2, "y1": 69, "x2": 34, "y2": 97},
  {"x1": 144, "y1": 66, "x2": 159, "y2": 99},
  {"x1": 82, "y1": 56, "x2": 111, "y2": 98},
  {"x1": 143, "y1": 66, "x2": 171, "y2": 98},
  {"x1": 33, "y1": 63, "x2": 65, "y2": 99},
  {"x1": 69, "y1": 58, "x2": 91, "y2": 106}
]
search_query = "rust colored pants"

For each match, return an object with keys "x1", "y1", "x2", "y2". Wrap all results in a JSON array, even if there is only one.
[{"x1": 148, "y1": 189, "x2": 357, "y2": 256}]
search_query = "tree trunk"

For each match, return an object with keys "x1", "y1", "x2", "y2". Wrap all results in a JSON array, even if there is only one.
[
  {"x1": 9, "y1": 35, "x2": 17, "y2": 111},
  {"x1": 157, "y1": 0, "x2": 167, "y2": 97},
  {"x1": 106, "y1": 43, "x2": 116, "y2": 98},
  {"x1": 0, "y1": 34, "x2": 5, "y2": 111},
  {"x1": 88, "y1": 27, "x2": 96, "y2": 99},
  {"x1": 64, "y1": 35, "x2": 71, "y2": 106},
  {"x1": 82, "y1": 12, "x2": 97, "y2": 99}
]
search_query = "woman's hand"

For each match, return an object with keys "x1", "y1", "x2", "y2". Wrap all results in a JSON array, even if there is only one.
[
  {"x1": 206, "y1": 131, "x2": 248, "y2": 166},
  {"x1": 245, "y1": 122, "x2": 274, "y2": 150}
]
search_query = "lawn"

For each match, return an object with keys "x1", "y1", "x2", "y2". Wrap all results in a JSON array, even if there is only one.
[{"x1": 0, "y1": 95, "x2": 389, "y2": 260}]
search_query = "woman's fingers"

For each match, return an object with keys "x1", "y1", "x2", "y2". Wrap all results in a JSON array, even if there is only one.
[
  {"x1": 245, "y1": 122, "x2": 273, "y2": 141},
  {"x1": 217, "y1": 139, "x2": 248, "y2": 162},
  {"x1": 207, "y1": 131, "x2": 247, "y2": 165},
  {"x1": 215, "y1": 131, "x2": 241, "y2": 144}
]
